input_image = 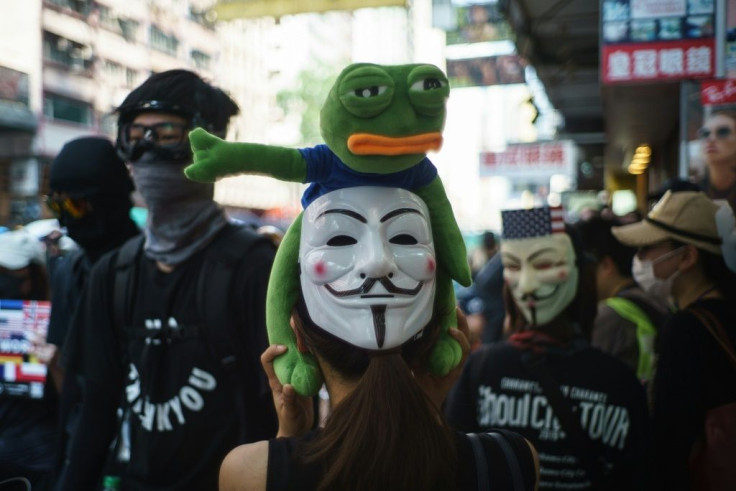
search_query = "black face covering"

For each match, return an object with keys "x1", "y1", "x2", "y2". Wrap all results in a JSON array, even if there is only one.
[
  {"x1": 58, "y1": 198, "x2": 136, "y2": 254},
  {"x1": 0, "y1": 274, "x2": 26, "y2": 300}
]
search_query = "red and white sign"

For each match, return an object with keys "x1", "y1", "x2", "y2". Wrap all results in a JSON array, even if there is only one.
[
  {"x1": 602, "y1": 39, "x2": 715, "y2": 84},
  {"x1": 701, "y1": 79, "x2": 736, "y2": 106},
  {"x1": 479, "y1": 141, "x2": 576, "y2": 178},
  {"x1": 630, "y1": 0, "x2": 685, "y2": 19}
]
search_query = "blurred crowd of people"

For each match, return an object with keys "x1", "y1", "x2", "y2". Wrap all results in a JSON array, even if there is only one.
[{"x1": 0, "y1": 66, "x2": 734, "y2": 491}]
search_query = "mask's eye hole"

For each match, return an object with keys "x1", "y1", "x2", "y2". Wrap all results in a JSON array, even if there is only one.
[
  {"x1": 410, "y1": 77, "x2": 445, "y2": 92},
  {"x1": 389, "y1": 234, "x2": 418, "y2": 245},
  {"x1": 353, "y1": 86, "x2": 388, "y2": 98},
  {"x1": 327, "y1": 235, "x2": 357, "y2": 246}
]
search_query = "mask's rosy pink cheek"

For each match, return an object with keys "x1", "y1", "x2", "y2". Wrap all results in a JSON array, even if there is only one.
[
  {"x1": 557, "y1": 271, "x2": 568, "y2": 281},
  {"x1": 427, "y1": 257, "x2": 436, "y2": 273},
  {"x1": 313, "y1": 261, "x2": 326, "y2": 277}
]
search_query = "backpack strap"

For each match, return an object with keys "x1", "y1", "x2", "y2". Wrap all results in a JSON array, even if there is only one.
[
  {"x1": 113, "y1": 235, "x2": 146, "y2": 339},
  {"x1": 688, "y1": 307, "x2": 736, "y2": 370},
  {"x1": 604, "y1": 296, "x2": 658, "y2": 381},
  {"x1": 467, "y1": 433, "x2": 490, "y2": 491}
]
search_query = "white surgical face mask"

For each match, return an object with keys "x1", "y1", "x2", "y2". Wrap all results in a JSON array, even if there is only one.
[
  {"x1": 631, "y1": 247, "x2": 684, "y2": 299},
  {"x1": 500, "y1": 234, "x2": 578, "y2": 327},
  {"x1": 299, "y1": 186, "x2": 436, "y2": 350}
]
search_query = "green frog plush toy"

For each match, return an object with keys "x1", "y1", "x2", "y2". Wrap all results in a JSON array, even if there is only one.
[{"x1": 185, "y1": 63, "x2": 471, "y2": 396}]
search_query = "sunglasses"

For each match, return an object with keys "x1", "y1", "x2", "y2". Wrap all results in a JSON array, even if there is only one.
[
  {"x1": 44, "y1": 195, "x2": 91, "y2": 220},
  {"x1": 697, "y1": 126, "x2": 734, "y2": 140}
]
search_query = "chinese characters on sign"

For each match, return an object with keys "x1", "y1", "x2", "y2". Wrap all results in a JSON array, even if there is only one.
[
  {"x1": 701, "y1": 79, "x2": 736, "y2": 105},
  {"x1": 601, "y1": 0, "x2": 716, "y2": 84},
  {"x1": 479, "y1": 141, "x2": 576, "y2": 178}
]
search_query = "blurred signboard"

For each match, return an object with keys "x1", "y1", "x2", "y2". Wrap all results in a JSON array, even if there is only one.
[
  {"x1": 447, "y1": 55, "x2": 526, "y2": 87},
  {"x1": 701, "y1": 78, "x2": 736, "y2": 105},
  {"x1": 0, "y1": 300, "x2": 51, "y2": 400},
  {"x1": 601, "y1": 0, "x2": 716, "y2": 83},
  {"x1": 214, "y1": 0, "x2": 407, "y2": 20},
  {"x1": 433, "y1": 1, "x2": 513, "y2": 44},
  {"x1": 479, "y1": 141, "x2": 577, "y2": 178}
]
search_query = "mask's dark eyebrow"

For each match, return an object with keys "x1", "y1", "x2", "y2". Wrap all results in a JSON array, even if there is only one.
[
  {"x1": 319, "y1": 209, "x2": 367, "y2": 223},
  {"x1": 380, "y1": 208, "x2": 422, "y2": 223},
  {"x1": 528, "y1": 248, "x2": 557, "y2": 261}
]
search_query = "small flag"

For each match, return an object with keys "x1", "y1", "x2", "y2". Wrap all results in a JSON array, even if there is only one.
[{"x1": 502, "y1": 206, "x2": 565, "y2": 239}]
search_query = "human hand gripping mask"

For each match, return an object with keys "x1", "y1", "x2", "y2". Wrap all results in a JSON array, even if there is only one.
[
  {"x1": 500, "y1": 207, "x2": 578, "y2": 327},
  {"x1": 300, "y1": 187, "x2": 436, "y2": 350},
  {"x1": 184, "y1": 63, "x2": 470, "y2": 395}
]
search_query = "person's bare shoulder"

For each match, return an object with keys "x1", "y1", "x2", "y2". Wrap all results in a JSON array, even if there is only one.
[{"x1": 219, "y1": 440, "x2": 269, "y2": 491}]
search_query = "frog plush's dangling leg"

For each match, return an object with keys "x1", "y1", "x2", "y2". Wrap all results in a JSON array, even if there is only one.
[
  {"x1": 266, "y1": 213, "x2": 323, "y2": 396},
  {"x1": 427, "y1": 268, "x2": 463, "y2": 375}
]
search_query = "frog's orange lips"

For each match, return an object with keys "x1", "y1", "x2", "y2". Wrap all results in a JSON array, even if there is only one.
[{"x1": 347, "y1": 132, "x2": 443, "y2": 156}]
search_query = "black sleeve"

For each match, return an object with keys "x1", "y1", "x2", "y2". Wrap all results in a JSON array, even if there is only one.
[
  {"x1": 54, "y1": 255, "x2": 124, "y2": 491},
  {"x1": 445, "y1": 350, "x2": 483, "y2": 432},
  {"x1": 47, "y1": 254, "x2": 75, "y2": 347},
  {"x1": 231, "y1": 241, "x2": 279, "y2": 442}
]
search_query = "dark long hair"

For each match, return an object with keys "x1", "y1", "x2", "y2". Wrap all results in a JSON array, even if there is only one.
[
  {"x1": 503, "y1": 226, "x2": 598, "y2": 340},
  {"x1": 293, "y1": 301, "x2": 458, "y2": 491}
]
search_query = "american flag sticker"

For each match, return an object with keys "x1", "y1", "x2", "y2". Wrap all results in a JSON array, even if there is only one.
[{"x1": 502, "y1": 206, "x2": 565, "y2": 239}]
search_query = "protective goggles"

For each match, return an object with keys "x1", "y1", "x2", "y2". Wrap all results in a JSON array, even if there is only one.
[
  {"x1": 44, "y1": 194, "x2": 91, "y2": 220},
  {"x1": 697, "y1": 126, "x2": 734, "y2": 140}
]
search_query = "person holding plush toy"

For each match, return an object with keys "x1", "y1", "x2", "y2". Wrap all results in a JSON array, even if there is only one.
[
  {"x1": 185, "y1": 63, "x2": 472, "y2": 397},
  {"x1": 218, "y1": 186, "x2": 539, "y2": 491}
]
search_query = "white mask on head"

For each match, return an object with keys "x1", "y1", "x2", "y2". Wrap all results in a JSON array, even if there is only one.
[
  {"x1": 299, "y1": 186, "x2": 436, "y2": 350},
  {"x1": 500, "y1": 234, "x2": 578, "y2": 327},
  {"x1": 631, "y1": 247, "x2": 684, "y2": 299}
]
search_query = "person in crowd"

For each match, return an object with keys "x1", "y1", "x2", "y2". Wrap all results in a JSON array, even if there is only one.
[
  {"x1": 44, "y1": 136, "x2": 141, "y2": 480},
  {"x1": 456, "y1": 253, "x2": 505, "y2": 347},
  {"x1": 575, "y1": 214, "x2": 670, "y2": 387},
  {"x1": 612, "y1": 190, "x2": 736, "y2": 490},
  {"x1": 698, "y1": 110, "x2": 736, "y2": 212},
  {"x1": 445, "y1": 206, "x2": 651, "y2": 490},
  {"x1": 219, "y1": 186, "x2": 539, "y2": 491},
  {"x1": 0, "y1": 229, "x2": 56, "y2": 490},
  {"x1": 56, "y1": 70, "x2": 277, "y2": 490}
]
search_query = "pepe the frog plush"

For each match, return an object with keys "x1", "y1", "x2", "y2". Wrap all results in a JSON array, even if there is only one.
[{"x1": 185, "y1": 63, "x2": 471, "y2": 396}]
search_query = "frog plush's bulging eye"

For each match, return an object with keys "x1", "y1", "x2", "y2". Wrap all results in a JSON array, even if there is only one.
[
  {"x1": 353, "y1": 86, "x2": 388, "y2": 98},
  {"x1": 410, "y1": 78, "x2": 446, "y2": 92}
]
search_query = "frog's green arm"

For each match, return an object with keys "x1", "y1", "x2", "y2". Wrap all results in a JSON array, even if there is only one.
[
  {"x1": 415, "y1": 178, "x2": 472, "y2": 287},
  {"x1": 185, "y1": 127, "x2": 307, "y2": 183},
  {"x1": 266, "y1": 214, "x2": 323, "y2": 396}
]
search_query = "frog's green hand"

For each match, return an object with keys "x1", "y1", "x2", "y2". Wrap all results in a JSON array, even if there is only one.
[
  {"x1": 185, "y1": 128, "x2": 308, "y2": 183},
  {"x1": 427, "y1": 269, "x2": 463, "y2": 375},
  {"x1": 415, "y1": 178, "x2": 472, "y2": 287},
  {"x1": 266, "y1": 214, "x2": 323, "y2": 396}
]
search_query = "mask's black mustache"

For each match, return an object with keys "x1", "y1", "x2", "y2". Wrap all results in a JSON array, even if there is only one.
[{"x1": 325, "y1": 276, "x2": 424, "y2": 297}]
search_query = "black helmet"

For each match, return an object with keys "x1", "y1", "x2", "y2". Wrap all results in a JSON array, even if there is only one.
[{"x1": 115, "y1": 70, "x2": 239, "y2": 164}]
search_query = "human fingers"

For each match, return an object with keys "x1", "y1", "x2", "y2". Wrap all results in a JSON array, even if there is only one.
[{"x1": 261, "y1": 345, "x2": 287, "y2": 393}]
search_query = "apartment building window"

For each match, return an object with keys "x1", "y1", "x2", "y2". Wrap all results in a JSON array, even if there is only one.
[
  {"x1": 191, "y1": 50, "x2": 211, "y2": 70},
  {"x1": 46, "y1": 0, "x2": 92, "y2": 16},
  {"x1": 43, "y1": 31, "x2": 94, "y2": 72},
  {"x1": 97, "y1": 5, "x2": 139, "y2": 41},
  {"x1": 101, "y1": 59, "x2": 125, "y2": 84},
  {"x1": 43, "y1": 94, "x2": 93, "y2": 126},
  {"x1": 149, "y1": 25, "x2": 178, "y2": 56}
]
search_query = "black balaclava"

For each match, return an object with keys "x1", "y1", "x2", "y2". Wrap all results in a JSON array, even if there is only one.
[
  {"x1": 114, "y1": 70, "x2": 239, "y2": 265},
  {"x1": 50, "y1": 137, "x2": 139, "y2": 259}
]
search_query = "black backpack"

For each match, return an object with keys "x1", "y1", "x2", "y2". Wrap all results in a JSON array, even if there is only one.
[{"x1": 111, "y1": 223, "x2": 273, "y2": 441}]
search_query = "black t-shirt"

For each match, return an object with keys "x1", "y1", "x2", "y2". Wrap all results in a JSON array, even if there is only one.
[
  {"x1": 266, "y1": 429, "x2": 537, "y2": 490},
  {"x1": 651, "y1": 298, "x2": 736, "y2": 490},
  {"x1": 62, "y1": 227, "x2": 277, "y2": 490},
  {"x1": 445, "y1": 340, "x2": 652, "y2": 490}
]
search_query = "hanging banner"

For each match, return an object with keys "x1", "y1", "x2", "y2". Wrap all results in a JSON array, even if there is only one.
[
  {"x1": 447, "y1": 55, "x2": 526, "y2": 87},
  {"x1": 601, "y1": 0, "x2": 716, "y2": 83},
  {"x1": 213, "y1": 0, "x2": 407, "y2": 20},
  {"x1": 701, "y1": 78, "x2": 736, "y2": 105},
  {"x1": 0, "y1": 300, "x2": 51, "y2": 400},
  {"x1": 479, "y1": 141, "x2": 577, "y2": 179}
]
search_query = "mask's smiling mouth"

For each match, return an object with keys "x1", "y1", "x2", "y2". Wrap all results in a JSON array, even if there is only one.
[
  {"x1": 325, "y1": 276, "x2": 424, "y2": 298},
  {"x1": 347, "y1": 132, "x2": 443, "y2": 156}
]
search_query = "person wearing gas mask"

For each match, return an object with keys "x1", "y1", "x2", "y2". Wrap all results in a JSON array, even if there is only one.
[
  {"x1": 445, "y1": 206, "x2": 651, "y2": 490},
  {"x1": 0, "y1": 229, "x2": 55, "y2": 490},
  {"x1": 56, "y1": 70, "x2": 277, "y2": 491},
  {"x1": 612, "y1": 190, "x2": 736, "y2": 490},
  {"x1": 219, "y1": 186, "x2": 539, "y2": 491},
  {"x1": 44, "y1": 136, "x2": 140, "y2": 481}
]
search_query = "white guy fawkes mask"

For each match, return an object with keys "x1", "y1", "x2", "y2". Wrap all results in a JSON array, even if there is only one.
[
  {"x1": 500, "y1": 233, "x2": 578, "y2": 327},
  {"x1": 299, "y1": 186, "x2": 436, "y2": 351}
]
